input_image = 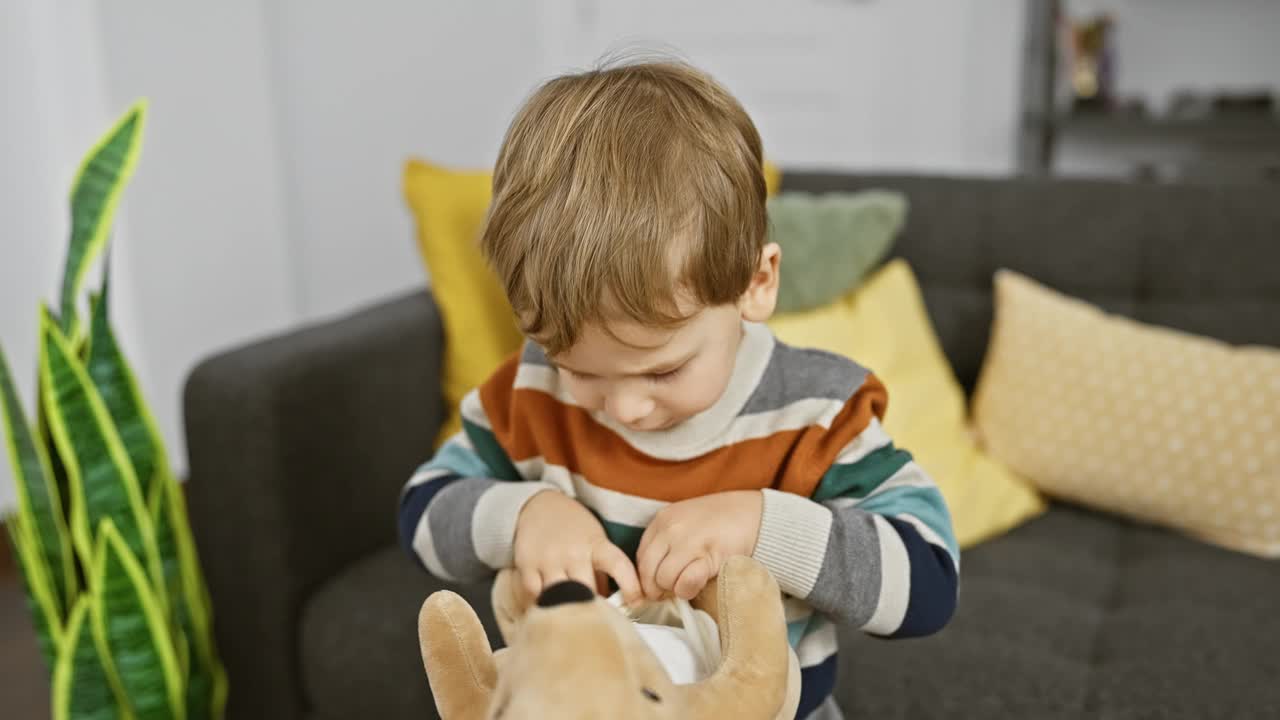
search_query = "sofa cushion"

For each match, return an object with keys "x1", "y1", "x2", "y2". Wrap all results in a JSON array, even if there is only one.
[
  {"x1": 835, "y1": 505, "x2": 1280, "y2": 719},
  {"x1": 973, "y1": 269, "x2": 1280, "y2": 557},
  {"x1": 300, "y1": 547, "x2": 502, "y2": 720}
]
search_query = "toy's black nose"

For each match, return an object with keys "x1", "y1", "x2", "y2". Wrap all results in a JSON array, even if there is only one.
[{"x1": 536, "y1": 580, "x2": 595, "y2": 608}]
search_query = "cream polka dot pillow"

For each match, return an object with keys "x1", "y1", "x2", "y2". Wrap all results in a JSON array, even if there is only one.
[{"x1": 973, "y1": 269, "x2": 1280, "y2": 558}]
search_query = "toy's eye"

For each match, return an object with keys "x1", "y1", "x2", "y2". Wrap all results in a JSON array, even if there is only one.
[{"x1": 642, "y1": 687, "x2": 662, "y2": 703}]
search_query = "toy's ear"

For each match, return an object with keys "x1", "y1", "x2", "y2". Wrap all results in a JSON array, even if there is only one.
[
  {"x1": 677, "y1": 556, "x2": 799, "y2": 720},
  {"x1": 419, "y1": 591, "x2": 496, "y2": 720}
]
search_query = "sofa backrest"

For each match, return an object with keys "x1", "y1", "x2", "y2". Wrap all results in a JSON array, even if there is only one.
[{"x1": 781, "y1": 172, "x2": 1280, "y2": 391}]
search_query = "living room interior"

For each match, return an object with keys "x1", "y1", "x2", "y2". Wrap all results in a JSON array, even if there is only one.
[{"x1": 2, "y1": 1, "x2": 1278, "y2": 718}]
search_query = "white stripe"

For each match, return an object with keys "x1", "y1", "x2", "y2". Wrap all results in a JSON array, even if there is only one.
[
  {"x1": 895, "y1": 513, "x2": 959, "y2": 570},
  {"x1": 862, "y1": 514, "x2": 911, "y2": 636},
  {"x1": 861, "y1": 461, "x2": 936, "y2": 501},
  {"x1": 406, "y1": 468, "x2": 453, "y2": 489},
  {"x1": 513, "y1": 364, "x2": 578, "y2": 404},
  {"x1": 825, "y1": 496, "x2": 858, "y2": 511},
  {"x1": 471, "y1": 481, "x2": 557, "y2": 569},
  {"x1": 572, "y1": 474, "x2": 668, "y2": 528},
  {"x1": 832, "y1": 418, "x2": 893, "y2": 465},
  {"x1": 512, "y1": 457, "x2": 575, "y2": 495},
  {"x1": 604, "y1": 396, "x2": 845, "y2": 461},
  {"x1": 795, "y1": 621, "x2": 839, "y2": 667},
  {"x1": 411, "y1": 510, "x2": 456, "y2": 583},
  {"x1": 717, "y1": 397, "x2": 846, "y2": 444},
  {"x1": 459, "y1": 390, "x2": 492, "y2": 430},
  {"x1": 513, "y1": 457, "x2": 669, "y2": 528}
]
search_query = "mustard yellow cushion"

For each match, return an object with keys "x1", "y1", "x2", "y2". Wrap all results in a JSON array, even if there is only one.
[
  {"x1": 973, "y1": 270, "x2": 1280, "y2": 558},
  {"x1": 404, "y1": 158, "x2": 782, "y2": 446},
  {"x1": 768, "y1": 259, "x2": 1046, "y2": 549}
]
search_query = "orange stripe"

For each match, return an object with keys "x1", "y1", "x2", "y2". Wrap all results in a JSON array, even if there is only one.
[{"x1": 480, "y1": 355, "x2": 888, "y2": 502}]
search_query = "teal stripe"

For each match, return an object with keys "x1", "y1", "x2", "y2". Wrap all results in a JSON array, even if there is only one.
[
  {"x1": 599, "y1": 518, "x2": 644, "y2": 561},
  {"x1": 422, "y1": 436, "x2": 492, "y2": 479},
  {"x1": 787, "y1": 615, "x2": 828, "y2": 648},
  {"x1": 812, "y1": 445, "x2": 912, "y2": 502},
  {"x1": 857, "y1": 485, "x2": 959, "y2": 562},
  {"x1": 462, "y1": 418, "x2": 522, "y2": 482},
  {"x1": 787, "y1": 617, "x2": 810, "y2": 647}
]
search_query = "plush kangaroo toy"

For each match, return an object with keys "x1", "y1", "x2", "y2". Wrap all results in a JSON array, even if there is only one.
[{"x1": 418, "y1": 555, "x2": 801, "y2": 720}]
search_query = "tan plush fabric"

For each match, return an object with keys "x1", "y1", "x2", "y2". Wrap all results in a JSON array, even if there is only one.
[{"x1": 973, "y1": 270, "x2": 1280, "y2": 558}]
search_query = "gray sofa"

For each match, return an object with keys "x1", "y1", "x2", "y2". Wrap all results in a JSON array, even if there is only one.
[{"x1": 183, "y1": 173, "x2": 1280, "y2": 720}]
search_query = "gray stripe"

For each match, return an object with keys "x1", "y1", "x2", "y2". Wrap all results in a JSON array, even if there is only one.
[
  {"x1": 428, "y1": 478, "x2": 497, "y2": 582},
  {"x1": 520, "y1": 341, "x2": 551, "y2": 367},
  {"x1": 807, "y1": 503, "x2": 881, "y2": 627},
  {"x1": 739, "y1": 342, "x2": 869, "y2": 416}
]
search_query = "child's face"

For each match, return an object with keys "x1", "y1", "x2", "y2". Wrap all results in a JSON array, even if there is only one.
[
  {"x1": 551, "y1": 303, "x2": 746, "y2": 432},
  {"x1": 550, "y1": 243, "x2": 781, "y2": 432}
]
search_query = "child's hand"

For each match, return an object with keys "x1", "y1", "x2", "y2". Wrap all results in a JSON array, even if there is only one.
[
  {"x1": 513, "y1": 490, "x2": 642, "y2": 604},
  {"x1": 636, "y1": 491, "x2": 763, "y2": 601}
]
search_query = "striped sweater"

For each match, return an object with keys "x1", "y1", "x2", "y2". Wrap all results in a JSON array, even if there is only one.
[{"x1": 399, "y1": 322, "x2": 959, "y2": 717}]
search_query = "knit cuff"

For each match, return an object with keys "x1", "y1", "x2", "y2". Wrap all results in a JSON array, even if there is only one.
[
  {"x1": 751, "y1": 489, "x2": 834, "y2": 598},
  {"x1": 472, "y1": 481, "x2": 561, "y2": 570}
]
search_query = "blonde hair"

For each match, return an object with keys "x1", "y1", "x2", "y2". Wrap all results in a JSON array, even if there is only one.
[{"x1": 480, "y1": 59, "x2": 767, "y2": 355}]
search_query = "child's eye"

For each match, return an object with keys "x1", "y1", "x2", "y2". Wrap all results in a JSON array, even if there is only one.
[{"x1": 649, "y1": 365, "x2": 684, "y2": 383}]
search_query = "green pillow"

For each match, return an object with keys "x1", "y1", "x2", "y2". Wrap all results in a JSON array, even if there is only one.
[{"x1": 768, "y1": 190, "x2": 907, "y2": 314}]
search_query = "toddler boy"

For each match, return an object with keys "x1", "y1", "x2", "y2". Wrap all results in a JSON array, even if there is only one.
[{"x1": 399, "y1": 60, "x2": 958, "y2": 719}]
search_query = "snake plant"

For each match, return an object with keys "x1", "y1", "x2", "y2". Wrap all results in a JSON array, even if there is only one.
[{"x1": 2, "y1": 101, "x2": 227, "y2": 719}]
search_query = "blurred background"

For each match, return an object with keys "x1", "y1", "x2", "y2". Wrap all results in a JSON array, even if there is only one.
[
  {"x1": 3, "y1": 1, "x2": 1279, "y2": 717},
  {"x1": 2, "y1": 0, "x2": 1278, "y2": 517}
]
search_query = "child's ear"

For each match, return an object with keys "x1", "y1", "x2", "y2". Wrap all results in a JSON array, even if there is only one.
[{"x1": 739, "y1": 242, "x2": 781, "y2": 323}]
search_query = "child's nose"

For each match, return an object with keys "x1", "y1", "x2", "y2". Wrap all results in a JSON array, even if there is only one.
[{"x1": 606, "y1": 392, "x2": 654, "y2": 426}]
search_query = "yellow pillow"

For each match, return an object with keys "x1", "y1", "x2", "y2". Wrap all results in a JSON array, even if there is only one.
[
  {"x1": 973, "y1": 270, "x2": 1280, "y2": 558},
  {"x1": 404, "y1": 158, "x2": 783, "y2": 446},
  {"x1": 768, "y1": 259, "x2": 1046, "y2": 549}
]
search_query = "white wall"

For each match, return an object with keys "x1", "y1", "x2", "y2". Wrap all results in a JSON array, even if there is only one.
[
  {"x1": 265, "y1": 0, "x2": 543, "y2": 319},
  {"x1": 94, "y1": 4, "x2": 301, "y2": 480},
  {"x1": 535, "y1": 0, "x2": 1026, "y2": 175},
  {"x1": 0, "y1": 1, "x2": 125, "y2": 515},
  {"x1": 3, "y1": 0, "x2": 1029, "y2": 513}
]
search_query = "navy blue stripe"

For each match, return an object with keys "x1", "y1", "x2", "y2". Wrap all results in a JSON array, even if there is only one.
[
  {"x1": 796, "y1": 654, "x2": 837, "y2": 719},
  {"x1": 397, "y1": 474, "x2": 463, "y2": 565},
  {"x1": 885, "y1": 517, "x2": 958, "y2": 638}
]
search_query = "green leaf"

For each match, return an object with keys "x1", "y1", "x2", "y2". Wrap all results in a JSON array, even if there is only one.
[
  {"x1": 6, "y1": 518, "x2": 63, "y2": 670},
  {"x1": 92, "y1": 519, "x2": 185, "y2": 720},
  {"x1": 1, "y1": 345, "x2": 77, "y2": 615},
  {"x1": 88, "y1": 280, "x2": 161, "y2": 502},
  {"x1": 150, "y1": 478, "x2": 224, "y2": 720},
  {"x1": 38, "y1": 307, "x2": 164, "y2": 606},
  {"x1": 60, "y1": 100, "x2": 147, "y2": 338},
  {"x1": 53, "y1": 595, "x2": 122, "y2": 720}
]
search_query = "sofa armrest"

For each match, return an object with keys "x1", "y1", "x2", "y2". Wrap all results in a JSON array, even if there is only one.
[{"x1": 183, "y1": 290, "x2": 444, "y2": 720}]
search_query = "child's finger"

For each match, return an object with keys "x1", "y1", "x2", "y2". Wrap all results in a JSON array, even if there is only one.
[
  {"x1": 635, "y1": 538, "x2": 669, "y2": 601},
  {"x1": 672, "y1": 556, "x2": 712, "y2": 601},
  {"x1": 653, "y1": 550, "x2": 692, "y2": 597},
  {"x1": 594, "y1": 542, "x2": 642, "y2": 604}
]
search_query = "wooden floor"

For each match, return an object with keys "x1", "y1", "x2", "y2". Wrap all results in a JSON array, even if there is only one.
[{"x1": 0, "y1": 526, "x2": 52, "y2": 717}]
